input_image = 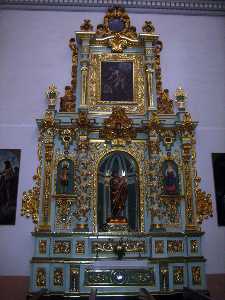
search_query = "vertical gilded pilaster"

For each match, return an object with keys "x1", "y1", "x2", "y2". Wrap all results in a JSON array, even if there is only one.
[
  {"x1": 148, "y1": 113, "x2": 162, "y2": 229},
  {"x1": 76, "y1": 30, "x2": 94, "y2": 108},
  {"x1": 69, "y1": 38, "x2": 78, "y2": 91},
  {"x1": 145, "y1": 65, "x2": 154, "y2": 109},
  {"x1": 80, "y1": 62, "x2": 88, "y2": 107},
  {"x1": 141, "y1": 22, "x2": 158, "y2": 111},
  {"x1": 183, "y1": 142, "x2": 194, "y2": 229},
  {"x1": 181, "y1": 113, "x2": 198, "y2": 231},
  {"x1": 40, "y1": 142, "x2": 54, "y2": 231},
  {"x1": 38, "y1": 110, "x2": 57, "y2": 232}
]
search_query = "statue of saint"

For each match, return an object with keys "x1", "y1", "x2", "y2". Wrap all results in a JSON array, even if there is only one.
[
  {"x1": 56, "y1": 159, "x2": 74, "y2": 194},
  {"x1": 110, "y1": 171, "x2": 128, "y2": 220},
  {"x1": 59, "y1": 161, "x2": 70, "y2": 194}
]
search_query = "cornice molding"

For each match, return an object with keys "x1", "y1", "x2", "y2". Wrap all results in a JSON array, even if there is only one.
[{"x1": 0, "y1": 0, "x2": 225, "y2": 16}]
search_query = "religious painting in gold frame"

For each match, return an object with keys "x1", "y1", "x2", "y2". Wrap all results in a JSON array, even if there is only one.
[
  {"x1": 87, "y1": 53, "x2": 145, "y2": 114},
  {"x1": 101, "y1": 61, "x2": 133, "y2": 102}
]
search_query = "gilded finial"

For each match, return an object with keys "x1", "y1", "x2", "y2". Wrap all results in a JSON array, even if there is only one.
[
  {"x1": 142, "y1": 21, "x2": 155, "y2": 33},
  {"x1": 46, "y1": 84, "x2": 59, "y2": 109},
  {"x1": 80, "y1": 19, "x2": 93, "y2": 31},
  {"x1": 175, "y1": 86, "x2": 186, "y2": 100},
  {"x1": 175, "y1": 86, "x2": 187, "y2": 110}
]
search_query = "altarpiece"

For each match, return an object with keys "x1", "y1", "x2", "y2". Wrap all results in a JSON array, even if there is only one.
[{"x1": 21, "y1": 7, "x2": 213, "y2": 298}]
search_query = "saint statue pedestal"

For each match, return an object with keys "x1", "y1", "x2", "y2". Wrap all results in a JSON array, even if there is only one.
[
  {"x1": 150, "y1": 223, "x2": 166, "y2": 232},
  {"x1": 104, "y1": 217, "x2": 129, "y2": 232}
]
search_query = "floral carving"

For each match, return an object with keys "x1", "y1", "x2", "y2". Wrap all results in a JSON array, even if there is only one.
[
  {"x1": 194, "y1": 175, "x2": 213, "y2": 224},
  {"x1": 95, "y1": 6, "x2": 138, "y2": 52},
  {"x1": 100, "y1": 107, "x2": 136, "y2": 143}
]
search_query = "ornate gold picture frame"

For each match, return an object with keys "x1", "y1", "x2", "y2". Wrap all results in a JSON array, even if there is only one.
[{"x1": 87, "y1": 53, "x2": 145, "y2": 114}]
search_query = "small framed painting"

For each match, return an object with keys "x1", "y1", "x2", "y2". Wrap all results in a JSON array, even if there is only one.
[
  {"x1": 0, "y1": 149, "x2": 21, "y2": 225},
  {"x1": 212, "y1": 153, "x2": 225, "y2": 226}
]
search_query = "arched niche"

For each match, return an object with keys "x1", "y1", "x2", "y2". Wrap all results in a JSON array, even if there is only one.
[
  {"x1": 97, "y1": 151, "x2": 140, "y2": 231},
  {"x1": 56, "y1": 159, "x2": 74, "y2": 194}
]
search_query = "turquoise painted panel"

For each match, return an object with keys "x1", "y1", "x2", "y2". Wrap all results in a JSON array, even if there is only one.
[
  {"x1": 51, "y1": 237, "x2": 74, "y2": 258},
  {"x1": 50, "y1": 263, "x2": 66, "y2": 292},
  {"x1": 35, "y1": 238, "x2": 50, "y2": 257},
  {"x1": 187, "y1": 262, "x2": 206, "y2": 290},
  {"x1": 169, "y1": 263, "x2": 187, "y2": 290},
  {"x1": 32, "y1": 263, "x2": 50, "y2": 292},
  {"x1": 187, "y1": 237, "x2": 201, "y2": 256},
  {"x1": 151, "y1": 237, "x2": 167, "y2": 258},
  {"x1": 166, "y1": 238, "x2": 186, "y2": 257}
]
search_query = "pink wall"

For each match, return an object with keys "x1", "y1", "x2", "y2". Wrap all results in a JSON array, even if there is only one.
[{"x1": 0, "y1": 10, "x2": 224, "y2": 275}]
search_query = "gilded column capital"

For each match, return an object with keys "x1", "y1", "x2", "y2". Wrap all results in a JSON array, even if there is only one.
[{"x1": 182, "y1": 142, "x2": 192, "y2": 162}]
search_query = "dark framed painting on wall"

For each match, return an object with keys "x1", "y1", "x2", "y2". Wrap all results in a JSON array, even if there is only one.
[
  {"x1": 101, "y1": 61, "x2": 133, "y2": 102},
  {"x1": 212, "y1": 153, "x2": 225, "y2": 226},
  {"x1": 0, "y1": 149, "x2": 21, "y2": 225}
]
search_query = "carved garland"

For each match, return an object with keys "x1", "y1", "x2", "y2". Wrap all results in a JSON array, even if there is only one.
[{"x1": 21, "y1": 137, "x2": 43, "y2": 224}]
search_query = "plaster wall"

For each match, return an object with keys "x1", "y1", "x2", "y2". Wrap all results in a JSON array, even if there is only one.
[{"x1": 0, "y1": 9, "x2": 224, "y2": 276}]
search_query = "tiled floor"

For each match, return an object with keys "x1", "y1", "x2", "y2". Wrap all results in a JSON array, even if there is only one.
[
  {"x1": 207, "y1": 274, "x2": 225, "y2": 300},
  {"x1": 0, "y1": 274, "x2": 224, "y2": 300}
]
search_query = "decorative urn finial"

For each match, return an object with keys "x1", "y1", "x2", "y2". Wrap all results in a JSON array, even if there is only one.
[
  {"x1": 46, "y1": 84, "x2": 59, "y2": 109},
  {"x1": 175, "y1": 86, "x2": 187, "y2": 110}
]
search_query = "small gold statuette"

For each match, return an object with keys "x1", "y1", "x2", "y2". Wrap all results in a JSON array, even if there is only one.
[
  {"x1": 155, "y1": 240, "x2": 164, "y2": 254},
  {"x1": 192, "y1": 266, "x2": 201, "y2": 285},
  {"x1": 59, "y1": 86, "x2": 75, "y2": 112},
  {"x1": 158, "y1": 89, "x2": 174, "y2": 114},
  {"x1": 39, "y1": 240, "x2": 47, "y2": 254},
  {"x1": 76, "y1": 240, "x2": 85, "y2": 255},
  {"x1": 54, "y1": 268, "x2": 64, "y2": 286},
  {"x1": 173, "y1": 266, "x2": 184, "y2": 285},
  {"x1": 36, "y1": 268, "x2": 46, "y2": 288},
  {"x1": 190, "y1": 240, "x2": 199, "y2": 253}
]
